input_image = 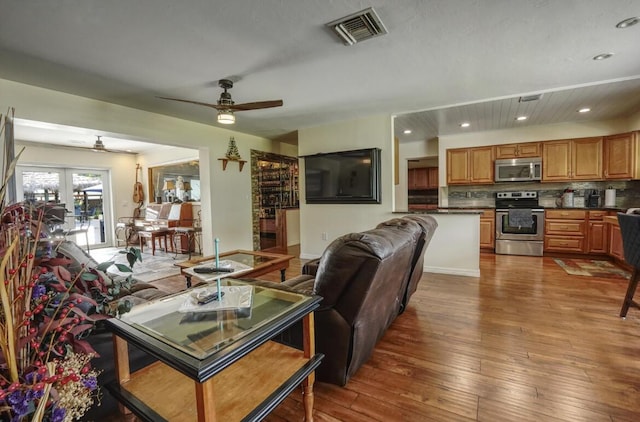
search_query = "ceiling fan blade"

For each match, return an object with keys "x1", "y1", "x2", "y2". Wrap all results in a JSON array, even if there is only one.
[
  {"x1": 228, "y1": 100, "x2": 283, "y2": 111},
  {"x1": 157, "y1": 96, "x2": 222, "y2": 110}
]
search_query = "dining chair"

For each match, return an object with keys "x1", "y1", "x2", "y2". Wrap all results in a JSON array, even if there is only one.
[
  {"x1": 41, "y1": 204, "x2": 90, "y2": 253},
  {"x1": 616, "y1": 212, "x2": 640, "y2": 318}
]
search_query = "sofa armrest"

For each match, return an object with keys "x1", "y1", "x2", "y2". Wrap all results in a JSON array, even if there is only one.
[
  {"x1": 302, "y1": 259, "x2": 321, "y2": 276},
  {"x1": 282, "y1": 274, "x2": 315, "y2": 295}
]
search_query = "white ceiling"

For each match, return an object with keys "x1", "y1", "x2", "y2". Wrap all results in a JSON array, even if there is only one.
[{"x1": 1, "y1": 1, "x2": 639, "y2": 150}]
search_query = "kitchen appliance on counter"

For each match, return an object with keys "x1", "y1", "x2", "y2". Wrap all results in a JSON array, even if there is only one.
[
  {"x1": 586, "y1": 189, "x2": 601, "y2": 208},
  {"x1": 557, "y1": 188, "x2": 574, "y2": 207},
  {"x1": 494, "y1": 157, "x2": 542, "y2": 182},
  {"x1": 495, "y1": 191, "x2": 544, "y2": 256}
]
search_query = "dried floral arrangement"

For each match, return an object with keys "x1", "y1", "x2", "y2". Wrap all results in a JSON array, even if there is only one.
[{"x1": 0, "y1": 112, "x2": 139, "y2": 420}]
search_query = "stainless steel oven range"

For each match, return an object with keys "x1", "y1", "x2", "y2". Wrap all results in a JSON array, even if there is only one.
[{"x1": 495, "y1": 191, "x2": 544, "y2": 256}]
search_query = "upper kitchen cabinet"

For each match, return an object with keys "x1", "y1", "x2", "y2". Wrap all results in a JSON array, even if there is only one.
[
  {"x1": 542, "y1": 137, "x2": 602, "y2": 182},
  {"x1": 494, "y1": 142, "x2": 541, "y2": 159},
  {"x1": 603, "y1": 131, "x2": 639, "y2": 180},
  {"x1": 408, "y1": 167, "x2": 438, "y2": 189},
  {"x1": 447, "y1": 146, "x2": 494, "y2": 185},
  {"x1": 427, "y1": 167, "x2": 439, "y2": 188},
  {"x1": 408, "y1": 167, "x2": 428, "y2": 189}
]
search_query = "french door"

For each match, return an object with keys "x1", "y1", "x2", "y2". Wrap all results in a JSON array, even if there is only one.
[{"x1": 16, "y1": 166, "x2": 113, "y2": 248}]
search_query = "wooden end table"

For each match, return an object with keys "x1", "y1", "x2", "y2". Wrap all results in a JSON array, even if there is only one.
[{"x1": 105, "y1": 279, "x2": 323, "y2": 421}]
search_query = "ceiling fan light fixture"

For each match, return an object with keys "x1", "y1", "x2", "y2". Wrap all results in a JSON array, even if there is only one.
[
  {"x1": 593, "y1": 53, "x2": 613, "y2": 60},
  {"x1": 616, "y1": 17, "x2": 640, "y2": 28},
  {"x1": 217, "y1": 110, "x2": 235, "y2": 125},
  {"x1": 92, "y1": 136, "x2": 107, "y2": 152}
]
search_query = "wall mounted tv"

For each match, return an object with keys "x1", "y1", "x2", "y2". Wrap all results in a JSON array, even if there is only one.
[{"x1": 303, "y1": 148, "x2": 381, "y2": 204}]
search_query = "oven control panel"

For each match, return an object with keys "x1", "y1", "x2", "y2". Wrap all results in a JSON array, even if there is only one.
[{"x1": 496, "y1": 191, "x2": 538, "y2": 199}]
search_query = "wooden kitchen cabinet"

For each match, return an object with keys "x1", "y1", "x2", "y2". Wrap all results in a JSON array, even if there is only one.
[
  {"x1": 587, "y1": 210, "x2": 608, "y2": 254},
  {"x1": 446, "y1": 146, "x2": 494, "y2": 185},
  {"x1": 427, "y1": 167, "x2": 439, "y2": 188},
  {"x1": 544, "y1": 209, "x2": 587, "y2": 253},
  {"x1": 494, "y1": 142, "x2": 541, "y2": 159},
  {"x1": 408, "y1": 167, "x2": 438, "y2": 189},
  {"x1": 479, "y1": 209, "x2": 495, "y2": 250},
  {"x1": 603, "y1": 131, "x2": 639, "y2": 180},
  {"x1": 542, "y1": 137, "x2": 602, "y2": 181},
  {"x1": 609, "y1": 223, "x2": 624, "y2": 261},
  {"x1": 447, "y1": 149, "x2": 470, "y2": 184}
]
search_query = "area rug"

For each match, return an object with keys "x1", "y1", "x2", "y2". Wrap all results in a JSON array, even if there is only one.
[
  {"x1": 93, "y1": 248, "x2": 187, "y2": 283},
  {"x1": 553, "y1": 258, "x2": 631, "y2": 279}
]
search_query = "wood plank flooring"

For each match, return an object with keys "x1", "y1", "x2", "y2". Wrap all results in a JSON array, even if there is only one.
[{"x1": 104, "y1": 251, "x2": 640, "y2": 421}]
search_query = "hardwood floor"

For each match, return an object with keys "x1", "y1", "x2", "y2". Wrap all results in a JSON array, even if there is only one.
[
  {"x1": 263, "y1": 252, "x2": 640, "y2": 422},
  {"x1": 104, "y1": 251, "x2": 640, "y2": 421}
]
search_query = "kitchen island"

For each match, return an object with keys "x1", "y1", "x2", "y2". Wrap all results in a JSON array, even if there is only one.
[{"x1": 396, "y1": 209, "x2": 482, "y2": 277}]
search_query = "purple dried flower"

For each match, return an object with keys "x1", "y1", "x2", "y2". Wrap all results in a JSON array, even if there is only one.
[
  {"x1": 26, "y1": 388, "x2": 44, "y2": 400},
  {"x1": 83, "y1": 376, "x2": 98, "y2": 391},
  {"x1": 7, "y1": 390, "x2": 29, "y2": 417},
  {"x1": 52, "y1": 406, "x2": 66, "y2": 422},
  {"x1": 32, "y1": 284, "x2": 47, "y2": 299}
]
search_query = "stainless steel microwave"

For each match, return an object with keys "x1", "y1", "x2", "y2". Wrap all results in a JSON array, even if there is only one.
[{"x1": 494, "y1": 157, "x2": 542, "y2": 182}]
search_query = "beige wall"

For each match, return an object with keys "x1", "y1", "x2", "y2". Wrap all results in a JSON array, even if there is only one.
[
  {"x1": 628, "y1": 109, "x2": 640, "y2": 131},
  {"x1": 297, "y1": 114, "x2": 394, "y2": 259},
  {"x1": 1, "y1": 78, "x2": 276, "y2": 254}
]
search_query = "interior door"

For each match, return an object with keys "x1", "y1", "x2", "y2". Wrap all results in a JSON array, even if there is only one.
[{"x1": 16, "y1": 166, "x2": 113, "y2": 248}]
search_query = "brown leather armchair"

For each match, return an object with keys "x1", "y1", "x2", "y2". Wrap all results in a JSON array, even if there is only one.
[{"x1": 283, "y1": 215, "x2": 437, "y2": 385}]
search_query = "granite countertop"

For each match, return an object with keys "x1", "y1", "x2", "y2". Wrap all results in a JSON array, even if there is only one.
[
  {"x1": 441, "y1": 206, "x2": 627, "y2": 211},
  {"x1": 395, "y1": 209, "x2": 484, "y2": 215}
]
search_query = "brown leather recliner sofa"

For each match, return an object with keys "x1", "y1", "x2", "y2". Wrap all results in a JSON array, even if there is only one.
[{"x1": 281, "y1": 214, "x2": 437, "y2": 386}]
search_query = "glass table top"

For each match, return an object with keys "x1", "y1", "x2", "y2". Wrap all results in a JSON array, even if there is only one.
[
  {"x1": 223, "y1": 252, "x2": 278, "y2": 267},
  {"x1": 117, "y1": 279, "x2": 314, "y2": 359}
]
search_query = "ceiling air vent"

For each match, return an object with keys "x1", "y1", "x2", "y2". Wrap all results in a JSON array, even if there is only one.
[
  {"x1": 519, "y1": 94, "x2": 543, "y2": 102},
  {"x1": 326, "y1": 7, "x2": 388, "y2": 46}
]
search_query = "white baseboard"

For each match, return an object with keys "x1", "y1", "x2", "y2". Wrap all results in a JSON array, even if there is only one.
[
  {"x1": 299, "y1": 253, "x2": 322, "y2": 260},
  {"x1": 423, "y1": 265, "x2": 480, "y2": 278}
]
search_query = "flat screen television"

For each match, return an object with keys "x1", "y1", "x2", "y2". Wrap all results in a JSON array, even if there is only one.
[{"x1": 303, "y1": 148, "x2": 381, "y2": 204}]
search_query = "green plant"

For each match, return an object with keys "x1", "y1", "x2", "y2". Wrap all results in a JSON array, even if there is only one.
[{"x1": 80, "y1": 246, "x2": 142, "y2": 316}]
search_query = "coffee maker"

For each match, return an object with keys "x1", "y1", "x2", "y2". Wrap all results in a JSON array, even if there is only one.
[{"x1": 586, "y1": 189, "x2": 600, "y2": 208}]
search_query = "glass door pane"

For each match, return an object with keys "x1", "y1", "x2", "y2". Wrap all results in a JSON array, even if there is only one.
[
  {"x1": 71, "y1": 171, "x2": 106, "y2": 248},
  {"x1": 19, "y1": 169, "x2": 63, "y2": 204}
]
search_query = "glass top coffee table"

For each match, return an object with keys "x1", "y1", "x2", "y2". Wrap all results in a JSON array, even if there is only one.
[
  {"x1": 105, "y1": 278, "x2": 323, "y2": 421},
  {"x1": 176, "y1": 249, "x2": 295, "y2": 288}
]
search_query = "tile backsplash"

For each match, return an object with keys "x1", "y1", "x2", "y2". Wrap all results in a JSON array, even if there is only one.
[{"x1": 448, "y1": 180, "x2": 640, "y2": 209}]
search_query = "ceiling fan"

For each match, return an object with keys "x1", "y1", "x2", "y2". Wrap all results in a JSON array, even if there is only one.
[
  {"x1": 66, "y1": 136, "x2": 136, "y2": 154},
  {"x1": 157, "y1": 79, "x2": 283, "y2": 124}
]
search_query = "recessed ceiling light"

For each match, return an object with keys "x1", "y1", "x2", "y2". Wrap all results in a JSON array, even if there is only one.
[
  {"x1": 516, "y1": 116, "x2": 527, "y2": 121},
  {"x1": 460, "y1": 122, "x2": 470, "y2": 128},
  {"x1": 578, "y1": 108, "x2": 591, "y2": 113},
  {"x1": 616, "y1": 17, "x2": 640, "y2": 28},
  {"x1": 593, "y1": 53, "x2": 614, "y2": 60},
  {"x1": 403, "y1": 129, "x2": 412, "y2": 134}
]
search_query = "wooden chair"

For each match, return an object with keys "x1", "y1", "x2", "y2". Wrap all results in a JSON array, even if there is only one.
[{"x1": 616, "y1": 212, "x2": 640, "y2": 317}]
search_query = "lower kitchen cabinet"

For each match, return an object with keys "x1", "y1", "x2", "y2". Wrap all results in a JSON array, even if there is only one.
[
  {"x1": 587, "y1": 210, "x2": 609, "y2": 254},
  {"x1": 609, "y1": 223, "x2": 624, "y2": 261},
  {"x1": 543, "y1": 209, "x2": 614, "y2": 256},
  {"x1": 479, "y1": 209, "x2": 495, "y2": 250},
  {"x1": 544, "y1": 209, "x2": 587, "y2": 253}
]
